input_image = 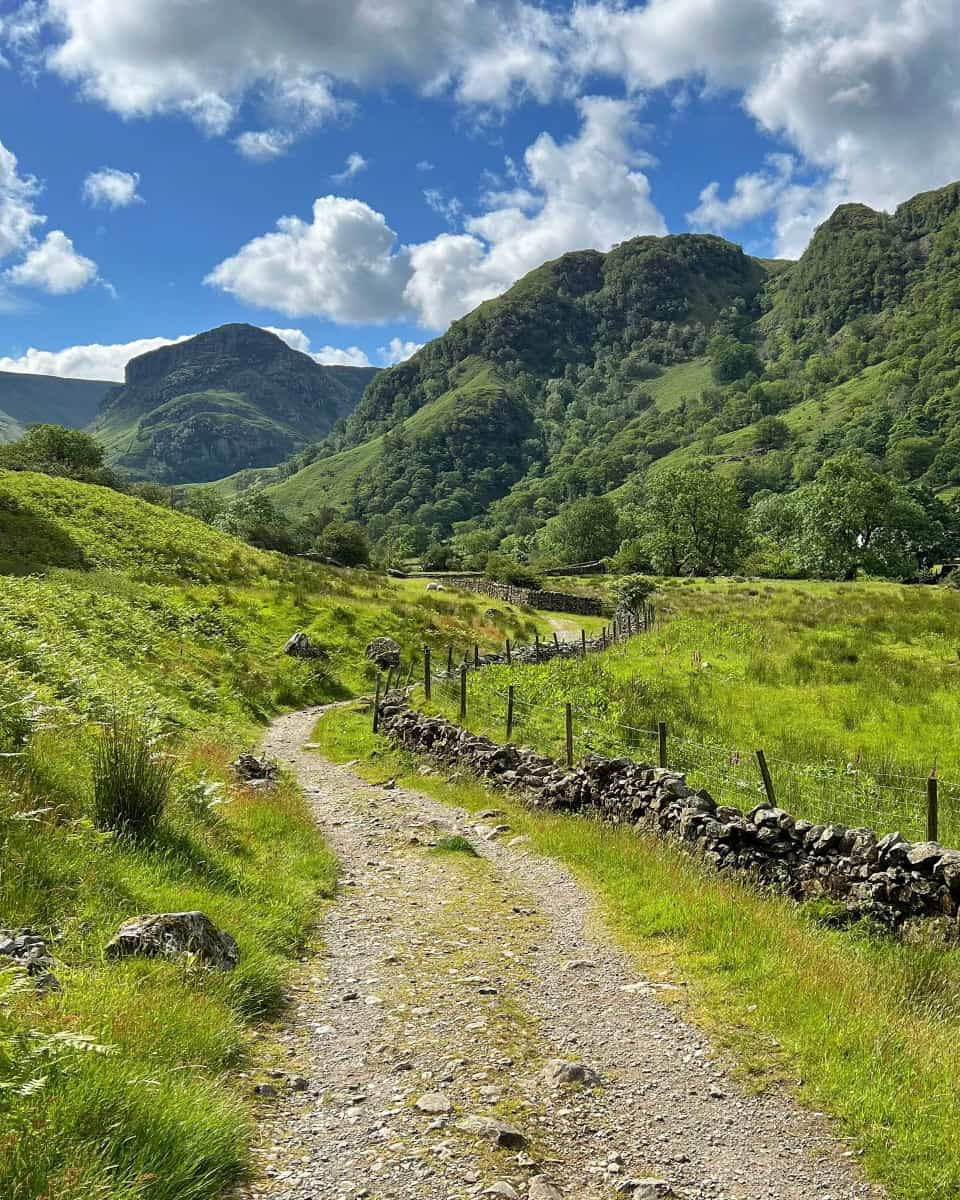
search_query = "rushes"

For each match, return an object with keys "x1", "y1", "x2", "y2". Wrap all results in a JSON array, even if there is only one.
[{"x1": 92, "y1": 709, "x2": 175, "y2": 836}]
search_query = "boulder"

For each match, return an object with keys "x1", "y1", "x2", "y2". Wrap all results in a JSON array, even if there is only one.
[
  {"x1": 283, "y1": 631, "x2": 326, "y2": 660},
  {"x1": 365, "y1": 636, "x2": 401, "y2": 670},
  {"x1": 456, "y1": 1114, "x2": 527, "y2": 1149},
  {"x1": 232, "y1": 753, "x2": 279, "y2": 785},
  {"x1": 542, "y1": 1058, "x2": 601, "y2": 1088},
  {"x1": 0, "y1": 929, "x2": 61, "y2": 993},
  {"x1": 105, "y1": 911, "x2": 239, "y2": 970}
]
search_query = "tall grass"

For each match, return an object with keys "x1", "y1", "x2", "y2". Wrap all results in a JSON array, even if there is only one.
[{"x1": 93, "y1": 710, "x2": 175, "y2": 836}]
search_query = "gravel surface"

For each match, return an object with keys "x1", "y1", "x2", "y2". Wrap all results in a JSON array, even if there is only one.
[{"x1": 243, "y1": 704, "x2": 884, "y2": 1200}]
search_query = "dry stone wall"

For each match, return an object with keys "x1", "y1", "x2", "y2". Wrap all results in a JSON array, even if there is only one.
[
  {"x1": 378, "y1": 701, "x2": 960, "y2": 931},
  {"x1": 444, "y1": 577, "x2": 605, "y2": 616}
]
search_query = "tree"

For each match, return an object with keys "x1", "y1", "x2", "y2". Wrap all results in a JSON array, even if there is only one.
[
  {"x1": 315, "y1": 519, "x2": 370, "y2": 566},
  {"x1": 0, "y1": 424, "x2": 106, "y2": 479},
  {"x1": 484, "y1": 552, "x2": 542, "y2": 589},
  {"x1": 180, "y1": 485, "x2": 226, "y2": 525},
  {"x1": 639, "y1": 468, "x2": 747, "y2": 575},
  {"x1": 214, "y1": 490, "x2": 294, "y2": 552},
  {"x1": 752, "y1": 416, "x2": 791, "y2": 451},
  {"x1": 538, "y1": 496, "x2": 620, "y2": 564},
  {"x1": 616, "y1": 575, "x2": 655, "y2": 614},
  {"x1": 792, "y1": 454, "x2": 933, "y2": 579},
  {"x1": 708, "y1": 334, "x2": 761, "y2": 384}
]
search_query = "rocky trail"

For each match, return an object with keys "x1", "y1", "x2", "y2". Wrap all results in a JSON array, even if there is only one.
[{"x1": 244, "y1": 705, "x2": 883, "y2": 1200}]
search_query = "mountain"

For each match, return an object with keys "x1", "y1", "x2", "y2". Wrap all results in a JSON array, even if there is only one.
[
  {"x1": 0, "y1": 370, "x2": 115, "y2": 442},
  {"x1": 255, "y1": 181, "x2": 960, "y2": 555},
  {"x1": 91, "y1": 323, "x2": 379, "y2": 484}
]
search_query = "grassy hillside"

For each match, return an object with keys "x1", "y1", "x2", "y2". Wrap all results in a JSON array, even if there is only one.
[
  {"x1": 0, "y1": 471, "x2": 551, "y2": 1200},
  {"x1": 0, "y1": 369, "x2": 113, "y2": 434}
]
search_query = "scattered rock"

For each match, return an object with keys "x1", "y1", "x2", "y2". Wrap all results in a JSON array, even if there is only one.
[
  {"x1": 415, "y1": 1092, "x2": 452, "y2": 1115},
  {"x1": 284, "y1": 631, "x2": 326, "y2": 660},
  {"x1": 365, "y1": 636, "x2": 401, "y2": 670},
  {"x1": 105, "y1": 911, "x2": 239, "y2": 970},
  {"x1": 484, "y1": 1183, "x2": 520, "y2": 1199},
  {"x1": 529, "y1": 1178, "x2": 564, "y2": 1200},
  {"x1": 0, "y1": 929, "x2": 60, "y2": 991},
  {"x1": 562, "y1": 959, "x2": 597, "y2": 972},
  {"x1": 291, "y1": 1076, "x2": 310, "y2": 1091},
  {"x1": 542, "y1": 1058, "x2": 601, "y2": 1088},
  {"x1": 253, "y1": 1083, "x2": 278, "y2": 1098},
  {"x1": 456, "y1": 1115, "x2": 527, "y2": 1150}
]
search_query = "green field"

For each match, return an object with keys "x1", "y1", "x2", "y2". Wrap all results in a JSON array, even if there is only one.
[{"x1": 424, "y1": 577, "x2": 960, "y2": 843}]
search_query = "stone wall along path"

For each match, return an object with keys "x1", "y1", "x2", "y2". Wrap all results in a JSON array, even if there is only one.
[{"x1": 246, "y1": 704, "x2": 883, "y2": 1200}]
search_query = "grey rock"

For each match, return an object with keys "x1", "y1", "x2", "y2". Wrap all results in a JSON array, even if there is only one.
[
  {"x1": 529, "y1": 1177, "x2": 563, "y2": 1200},
  {"x1": 284, "y1": 631, "x2": 326, "y2": 659},
  {"x1": 907, "y1": 841, "x2": 944, "y2": 869},
  {"x1": 542, "y1": 1058, "x2": 601, "y2": 1088},
  {"x1": 232, "y1": 753, "x2": 279, "y2": 783},
  {"x1": 254, "y1": 1083, "x2": 278, "y2": 1097},
  {"x1": 484, "y1": 1184, "x2": 520, "y2": 1199},
  {"x1": 456, "y1": 1114, "x2": 527, "y2": 1149},
  {"x1": 105, "y1": 911, "x2": 239, "y2": 970},
  {"x1": 415, "y1": 1091, "x2": 452, "y2": 1114}
]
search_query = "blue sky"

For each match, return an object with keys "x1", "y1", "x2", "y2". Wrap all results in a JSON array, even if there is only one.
[{"x1": 0, "y1": 1, "x2": 958, "y2": 380}]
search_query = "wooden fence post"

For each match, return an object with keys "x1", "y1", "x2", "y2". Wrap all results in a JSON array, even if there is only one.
[
  {"x1": 581, "y1": 629, "x2": 587, "y2": 658},
  {"x1": 446, "y1": 645, "x2": 453, "y2": 675},
  {"x1": 459, "y1": 664, "x2": 468, "y2": 721},
  {"x1": 423, "y1": 645, "x2": 431, "y2": 701},
  {"x1": 507, "y1": 685, "x2": 515, "y2": 740},
  {"x1": 535, "y1": 631, "x2": 541, "y2": 662},
  {"x1": 657, "y1": 721, "x2": 667, "y2": 769},
  {"x1": 553, "y1": 631, "x2": 560, "y2": 651},
  {"x1": 505, "y1": 638, "x2": 512, "y2": 665},
  {"x1": 474, "y1": 643, "x2": 480, "y2": 668},
  {"x1": 565, "y1": 703, "x2": 574, "y2": 768},
  {"x1": 927, "y1": 770, "x2": 939, "y2": 842},
  {"x1": 756, "y1": 749, "x2": 776, "y2": 806},
  {"x1": 373, "y1": 675, "x2": 382, "y2": 733}
]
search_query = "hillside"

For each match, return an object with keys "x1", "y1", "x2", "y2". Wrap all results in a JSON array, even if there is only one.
[
  {"x1": 259, "y1": 182, "x2": 960, "y2": 565},
  {"x1": 0, "y1": 369, "x2": 114, "y2": 441},
  {"x1": 91, "y1": 324, "x2": 378, "y2": 484}
]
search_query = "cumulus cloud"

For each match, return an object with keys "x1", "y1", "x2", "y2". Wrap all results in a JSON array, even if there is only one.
[
  {"x1": 0, "y1": 334, "x2": 192, "y2": 380},
  {"x1": 379, "y1": 337, "x2": 422, "y2": 365},
  {"x1": 688, "y1": 154, "x2": 795, "y2": 232},
  {"x1": 11, "y1": 0, "x2": 564, "y2": 146},
  {"x1": 572, "y1": 0, "x2": 960, "y2": 254},
  {"x1": 0, "y1": 139, "x2": 43, "y2": 259},
  {"x1": 5, "y1": 229, "x2": 97, "y2": 293},
  {"x1": 313, "y1": 345, "x2": 373, "y2": 367},
  {"x1": 207, "y1": 96, "x2": 665, "y2": 328},
  {"x1": 235, "y1": 129, "x2": 295, "y2": 162},
  {"x1": 332, "y1": 152, "x2": 368, "y2": 183},
  {"x1": 82, "y1": 166, "x2": 142, "y2": 208}
]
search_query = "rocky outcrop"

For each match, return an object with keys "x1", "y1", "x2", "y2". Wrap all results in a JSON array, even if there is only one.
[
  {"x1": 232, "y1": 753, "x2": 279, "y2": 786},
  {"x1": 105, "y1": 911, "x2": 239, "y2": 969},
  {"x1": 366, "y1": 636, "x2": 402, "y2": 670},
  {"x1": 378, "y1": 702, "x2": 960, "y2": 931}
]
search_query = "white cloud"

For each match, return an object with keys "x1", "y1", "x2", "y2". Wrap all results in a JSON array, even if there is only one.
[
  {"x1": 207, "y1": 96, "x2": 666, "y2": 329},
  {"x1": 313, "y1": 345, "x2": 372, "y2": 367},
  {"x1": 12, "y1": 0, "x2": 565, "y2": 143},
  {"x1": 688, "y1": 154, "x2": 795, "y2": 232},
  {"x1": 332, "y1": 152, "x2": 368, "y2": 183},
  {"x1": 234, "y1": 129, "x2": 294, "y2": 162},
  {"x1": 424, "y1": 188, "x2": 463, "y2": 227},
  {"x1": 5, "y1": 229, "x2": 97, "y2": 293},
  {"x1": 82, "y1": 166, "x2": 142, "y2": 208},
  {"x1": 379, "y1": 338, "x2": 422, "y2": 365},
  {"x1": 0, "y1": 138, "x2": 43, "y2": 260},
  {"x1": 0, "y1": 334, "x2": 192, "y2": 380},
  {"x1": 571, "y1": 0, "x2": 960, "y2": 255},
  {"x1": 416, "y1": 160, "x2": 435, "y2": 172}
]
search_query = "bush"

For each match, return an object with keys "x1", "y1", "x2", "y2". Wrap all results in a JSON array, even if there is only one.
[
  {"x1": 92, "y1": 711, "x2": 175, "y2": 836},
  {"x1": 484, "y1": 552, "x2": 542, "y2": 589},
  {"x1": 616, "y1": 575, "x2": 656, "y2": 615}
]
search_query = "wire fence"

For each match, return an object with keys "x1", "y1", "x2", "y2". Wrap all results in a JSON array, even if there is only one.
[{"x1": 387, "y1": 632, "x2": 959, "y2": 848}]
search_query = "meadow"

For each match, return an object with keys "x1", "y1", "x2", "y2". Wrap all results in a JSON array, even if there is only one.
[{"x1": 425, "y1": 577, "x2": 960, "y2": 843}]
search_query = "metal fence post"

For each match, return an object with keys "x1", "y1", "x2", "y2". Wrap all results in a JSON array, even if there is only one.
[{"x1": 927, "y1": 771, "x2": 939, "y2": 842}]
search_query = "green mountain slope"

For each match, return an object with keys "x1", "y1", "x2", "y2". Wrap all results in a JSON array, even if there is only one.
[
  {"x1": 92, "y1": 323, "x2": 378, "y2": 484},
  {"x1": 0, "y1": 370, "x2": 114, "y2": 441},
  {"x1": 255, "y1": 181, "x2": 960, "y2": 558}
]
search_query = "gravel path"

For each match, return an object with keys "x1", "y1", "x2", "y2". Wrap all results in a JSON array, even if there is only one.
[{"x1": 244, "y1": 704, "x2": 884, "y2": 1200}]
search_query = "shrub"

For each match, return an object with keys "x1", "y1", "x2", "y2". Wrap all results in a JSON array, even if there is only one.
[
  {"x1": 616, "y1": 575, "x2": 656, "y2": 615},
  {"x1": 484, "y1": 552, "x2": 542, "y2": 589},
  {"x1": 92, "y1": 710, "x2": 175, "y2": 836}
]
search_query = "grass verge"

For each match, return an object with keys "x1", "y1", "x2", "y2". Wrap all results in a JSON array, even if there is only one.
[{"x1": 310, "y1": 704, "x2": 960, "y2": 1200}]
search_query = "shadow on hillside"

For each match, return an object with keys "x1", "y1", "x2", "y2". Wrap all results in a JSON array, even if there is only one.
[{"x1": 0, "y1": 501, "x2": 86, "y2": 575}]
